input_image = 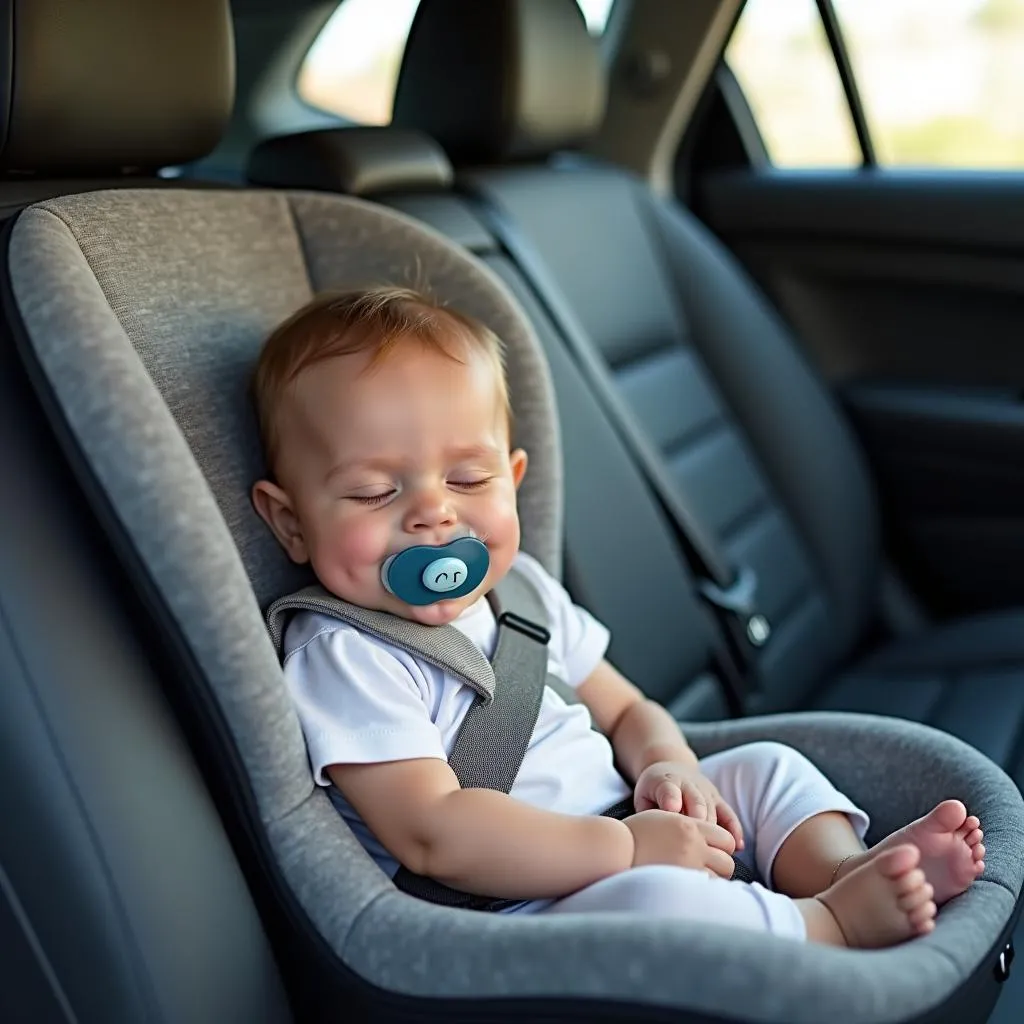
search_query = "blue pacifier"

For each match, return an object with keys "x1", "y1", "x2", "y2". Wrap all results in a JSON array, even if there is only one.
[{"x1": 381, "y1": 536, "x2": 490, "y2": 606}]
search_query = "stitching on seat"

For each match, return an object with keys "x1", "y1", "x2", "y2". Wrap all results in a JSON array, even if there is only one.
[
  {"x1": 282, "y1": 192, "x2": 316, "y2": 293},
  {"x1": 341, "y1": 886, "x2": 394, "y2": 957}
]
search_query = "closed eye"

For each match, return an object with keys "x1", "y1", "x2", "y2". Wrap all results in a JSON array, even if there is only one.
[
  {"x1": 350, "y1": 490, "x2": 396, "y2": 506},
  {"x1": 449, "y1": 478, "x2": 491, "y2": 490}
]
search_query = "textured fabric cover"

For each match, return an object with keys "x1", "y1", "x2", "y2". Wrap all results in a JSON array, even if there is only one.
[
  {"x1": 9, "y1": 188, "x2": 1024, "y2": 1023},
  {"x1": 266, "y1": 583, "x2": 499, "y2": 697}
]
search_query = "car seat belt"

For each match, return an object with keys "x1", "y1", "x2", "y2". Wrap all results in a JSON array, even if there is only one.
[
  {"x1": 462, "y1": 185, "x2": 768, "y2": 717},
  {"x1": 266, "y1": 570, "x2": 754, "y2": 912}
]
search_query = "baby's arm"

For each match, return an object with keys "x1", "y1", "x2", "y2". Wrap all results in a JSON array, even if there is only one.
[
  {"x1": 577, "y1": 660, "x2": 699, "y2": 778},
  {"x1": 578, "y1": 659, "x2": 744, "y2": 847},
  {"x1": 329, "y1": 758, "x2": 637, "y2": 899}
]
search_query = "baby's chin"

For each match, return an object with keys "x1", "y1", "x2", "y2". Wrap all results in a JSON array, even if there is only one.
[{"x1": 404, "y1": 597, "x2": 472, "y2": 626}]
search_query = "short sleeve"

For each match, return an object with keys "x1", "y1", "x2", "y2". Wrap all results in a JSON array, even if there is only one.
[
  {"x1": 283, "y1": 621, "x2": 447, "y2": 785},
  {"x1": 511, "y1": 552, "x2": 610, "y2": 688}
]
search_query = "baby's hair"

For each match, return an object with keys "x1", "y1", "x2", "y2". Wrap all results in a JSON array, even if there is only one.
[{"x1": 253, "y1": 285, "x2": 510, "y2": 469}]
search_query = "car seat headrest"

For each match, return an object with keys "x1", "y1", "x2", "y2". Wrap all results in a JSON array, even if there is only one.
[
  {"x1": 247, "y1": 128, "x2": 453, "y2": 197},
  {"x1": 0, "y1": 0, "x2": 234, "y2": 175},
  {"x1": 391, "y1": 0, "x2": 605, "y2": 166}
]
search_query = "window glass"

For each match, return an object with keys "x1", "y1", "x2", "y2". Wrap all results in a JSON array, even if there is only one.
[
  {"x1": 834, "y1": 0, "x2": 1024, "y2": 167},
  {"x1": 724, "y1": 0, "x2": 861, "y2": 168},
  {"x1": 299, "y1": 0, "x2": 615, "y2": 124}
]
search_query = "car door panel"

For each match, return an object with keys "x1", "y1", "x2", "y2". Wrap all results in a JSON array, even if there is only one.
[{"x1": 693, "y1": 169, "x2": 1024, "y2": 613}]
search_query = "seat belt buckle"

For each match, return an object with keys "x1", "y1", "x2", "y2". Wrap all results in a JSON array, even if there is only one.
[
  {"x1": 497, "y1": 611, "x2": 551, "y2": 646},
  {"x1": 698, "y1": 566, "x2": 772, "y2": 648}
]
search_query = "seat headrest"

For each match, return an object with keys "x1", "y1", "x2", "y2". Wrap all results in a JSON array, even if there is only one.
[
  {"x1": 247, "y1": 128, "x2": 453, "y2": 197},
  {"x1": 0, "y1": 0, "x2": 234, "y2": 174},
  {"x1": 391, "y1": 0, "x2": 605, "y2": 165}
]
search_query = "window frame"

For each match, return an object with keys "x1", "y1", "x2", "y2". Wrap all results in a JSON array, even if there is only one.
[{"x1": 720, "y1": 0, "x2": 874, "y2": 171}]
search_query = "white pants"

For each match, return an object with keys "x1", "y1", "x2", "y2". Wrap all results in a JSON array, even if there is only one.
[{"x1": 534, "y1": 741, "x2": 869, "y2": 941}]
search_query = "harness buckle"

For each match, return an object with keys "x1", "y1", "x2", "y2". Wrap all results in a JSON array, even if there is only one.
[{"x1": 497, "y1": 611, "x2": 551, "y2": 646}]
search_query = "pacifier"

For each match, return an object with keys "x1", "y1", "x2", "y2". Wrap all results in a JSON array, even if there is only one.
[{"x1": 380, "y1": 535, "x2": 490, "y2": 606}]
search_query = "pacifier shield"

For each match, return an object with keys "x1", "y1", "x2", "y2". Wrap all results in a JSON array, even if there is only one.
[{"x1": 381, "y1": 536, "x2": 489, "y2": 605}]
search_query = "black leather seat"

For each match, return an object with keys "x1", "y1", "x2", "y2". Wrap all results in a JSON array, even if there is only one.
[{"x1": 331, "y1": 0, "x2": 1024, "y2": 779}]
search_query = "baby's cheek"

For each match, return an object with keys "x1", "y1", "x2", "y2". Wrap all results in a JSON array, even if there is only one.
[
  {"x1": 487, "y1": 501, "x2": 522, "y2": 553},
  {"x1": 330, "y1": 518, "x2": 391, "y2": 572}
]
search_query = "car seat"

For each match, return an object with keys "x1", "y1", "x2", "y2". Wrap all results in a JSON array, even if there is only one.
[{"x1": 4, "y1": 2, "x2": 1023, "y2": 1023}]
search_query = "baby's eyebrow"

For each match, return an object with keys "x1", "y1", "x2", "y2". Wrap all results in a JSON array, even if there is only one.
[
  {"x1": 447, "y1": 444, "x2": 504, "y2": 460},
  {"x1": 324, "y1": 445, "x2": 504, "y2": 483},
  {"x1": 324, "y1": 457, "x2": 399, "y2": 483}
]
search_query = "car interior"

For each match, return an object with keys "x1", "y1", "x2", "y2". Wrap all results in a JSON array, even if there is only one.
[{"x1": 3, "y1": 0, "x2": 1024, "y2": 1021}]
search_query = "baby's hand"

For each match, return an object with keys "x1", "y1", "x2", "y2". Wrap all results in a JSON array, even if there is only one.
[
  {"x1": 634, "y1": 761, "x2": 745, "y2": 850},
  {"x1": 624, "y1": 809, "x2": 736, "y2": 878}
]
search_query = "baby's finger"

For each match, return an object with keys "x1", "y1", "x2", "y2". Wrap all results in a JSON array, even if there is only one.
[
  {"x1": 632, "y1": 790, "x2": 656, "y2": 813},
  {"x1": 698, "y1": 791, "x2": 718, "y2": 827},
  {"x1": 682, "y1": 783, "x2": 709, "y2": 820},
  {"x1": 655, "y1": 780, "x2": 684, "y2": 813},
  {"x1": 716, "y1": 800, "x2": 745, "y2": 849},
  {"x1": 705, "y1": 848, "x2": 736, "y2": 879},
  {"x1": 695, "y1": 820, "x2": 737, "y2": 854}
]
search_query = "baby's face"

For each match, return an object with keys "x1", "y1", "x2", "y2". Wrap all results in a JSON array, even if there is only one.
[{"x1": 261, "y1": 340, "x2": 526, "y2": 626}]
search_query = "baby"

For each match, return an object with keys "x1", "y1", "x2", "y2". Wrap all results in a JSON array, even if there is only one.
[{"x1": 252, "y1": 286, "x2": 985, "y2": 947}]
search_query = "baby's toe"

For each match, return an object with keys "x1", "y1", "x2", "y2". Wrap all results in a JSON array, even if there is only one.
[
  {"x1": 909, "y1": 903, "x2": 937, "y2": 931},
  {"x1": 894, "y1": 867, "x2": 927, "y2": 896},
  {"x1": 898, "y1": 882, "x2": 934, "y2": 912},
  {"x1": 913, "y1": 913, "x2": 937, "y2": 937}
]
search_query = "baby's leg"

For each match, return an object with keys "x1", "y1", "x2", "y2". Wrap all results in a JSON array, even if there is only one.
[
  {"x1": 540, "y1": 851, "x2": 936, "y2": 948},
  {"x1": 701, "y1": 742, "x2": 984, "y2": 905},
  {"x1": 540, "y1": 864, "x2": 807, "y2": 941},
  {"x1": 699, "y1": 742, "x2": 869, "y2": 895}
]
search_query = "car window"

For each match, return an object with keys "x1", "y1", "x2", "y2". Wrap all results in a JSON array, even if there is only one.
[
  {"x1": 726, "y1": 0, "x2": 1024, "y2": 170},
  {"x1": 299, "y1": 0, "x2": 616, "y2": 125},
  {"x1": 725, "y1": 0, "x2": 861, "y2": 168}
]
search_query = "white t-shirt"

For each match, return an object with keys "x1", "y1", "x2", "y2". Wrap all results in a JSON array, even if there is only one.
[{"x1": 282, "y1": 551, "x2": 631, "y2": 880}]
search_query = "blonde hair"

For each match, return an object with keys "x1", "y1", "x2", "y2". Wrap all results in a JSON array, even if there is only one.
[{"x1": 252, "y1": 286, "x2": 510, "y2": 468}]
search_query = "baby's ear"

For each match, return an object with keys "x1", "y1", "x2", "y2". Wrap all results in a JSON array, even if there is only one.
[
  {"x1": 510, "y1": 448, "x2": 528, "y2": 490},
  {"x1": 252, "y1": 480, "x2": 309, "y2": 564}
]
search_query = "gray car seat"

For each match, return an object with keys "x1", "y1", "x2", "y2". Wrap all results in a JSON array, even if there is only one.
[
  {"x1": 368, "y1": 0, "x2": 1024, "y2": 779},
  {"x1": 3, "y1": 6, "x2": 1023, "y2": 1024}
]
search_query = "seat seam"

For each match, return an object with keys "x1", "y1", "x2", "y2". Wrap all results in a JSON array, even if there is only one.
[
  {"x1": 340, "y1": 886, "x2": 394, "y2": 959},
  {"x1": 282, "y1": 192, "x2": 316, "y2": 294},
  {"x1": 659, "y1": 414, "x2": 731, "y2": 467}
]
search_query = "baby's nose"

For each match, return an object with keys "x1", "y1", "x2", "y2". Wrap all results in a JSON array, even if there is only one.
[{"x1": 404, "y1": 491, "x2": 457, "y2": 531}]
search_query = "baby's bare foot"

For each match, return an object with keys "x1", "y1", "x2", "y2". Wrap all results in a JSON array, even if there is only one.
[
  {"x1": 819, "y1": 844, "x2": 936, "y2": 948},
  {"x1": 840, "y1": 801, "x2": 984, "y2": 905}
]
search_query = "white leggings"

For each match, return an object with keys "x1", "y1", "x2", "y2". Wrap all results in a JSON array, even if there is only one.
[{"x1": 534, "y1": 741, "x2": 869, "y2": 941}]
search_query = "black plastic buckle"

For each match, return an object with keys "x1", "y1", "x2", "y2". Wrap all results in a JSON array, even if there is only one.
[
  {"x1": 996, "y1": 939, "x2": 1015, "y2": 983},
  {"x1": 699, "y1": 566, "x2": 772, "y2": 648},
  {"x1": 497, "y1": 611, "x2": 551, "y2": 646}
]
